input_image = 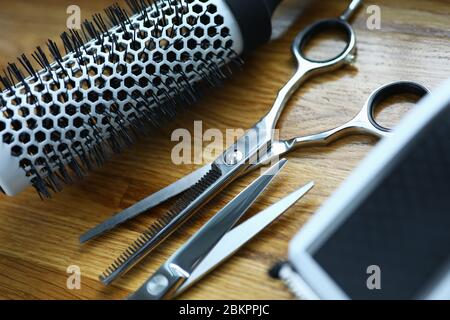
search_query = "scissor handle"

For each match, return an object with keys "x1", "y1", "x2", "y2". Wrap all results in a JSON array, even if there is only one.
[
  {"x1": 291, "y1": 0, "x2": 364, "y2": 74},
  {"x1": 262, "y1": 2, "x2": 362, "y2": 133},
  {"x1": 358, "y1": 81, "x2": 430, "y2": 135},
  {"x1": 291, "y1": 17, "x2": 357, "y2": 72},
  {"x1": 246, "y1": 81, "x2": 430, "y2": 174}
]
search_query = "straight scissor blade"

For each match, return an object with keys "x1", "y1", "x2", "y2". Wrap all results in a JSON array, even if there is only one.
[
  {"x1": 170, "y1": 159, "x2": 288, "y2": 273},
  {"x1": 79, "y1": 164, "x2": 213, "y2": 243},
  {"x1": 176, "y1": 181, "x2": 314, "y2": 295},
  {"x1": 128, "y1": 159, "x2": 288, "y2": 300}
]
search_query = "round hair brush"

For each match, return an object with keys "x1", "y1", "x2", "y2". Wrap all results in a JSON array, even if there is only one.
[{"x1": 0, "y1": 0, "x2": 282, "y2": 198}]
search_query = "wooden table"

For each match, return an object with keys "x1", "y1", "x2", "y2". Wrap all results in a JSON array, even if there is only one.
[{"x1": 0, "y1": 0, "x2": 449, "y2": 300}]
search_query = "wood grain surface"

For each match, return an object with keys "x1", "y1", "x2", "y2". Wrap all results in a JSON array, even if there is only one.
[{"x1": 0, "y1": 0, "x2": 449, "y2": 300}]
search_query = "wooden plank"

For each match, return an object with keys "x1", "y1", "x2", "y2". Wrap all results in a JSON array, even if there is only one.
[{"x1": 0, "y1": 0, "x2": 448, "y2": 299}]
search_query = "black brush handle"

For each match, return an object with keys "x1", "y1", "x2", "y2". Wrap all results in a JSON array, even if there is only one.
[{"x1": 225, "y1": 0, "x2": 283, "y2": 52}]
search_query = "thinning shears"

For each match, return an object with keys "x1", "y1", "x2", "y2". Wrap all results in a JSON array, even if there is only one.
[
  {"x1": 81, "y1": 0, "x2": 429, "y2": 285},
  {"x1": 128, "y1": 159, "x2": 313, "y2": 300}
]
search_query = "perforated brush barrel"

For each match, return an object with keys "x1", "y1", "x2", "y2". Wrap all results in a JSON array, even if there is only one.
[{"x1": 0, "y1": 0, "x2": 281, "y2": 197}]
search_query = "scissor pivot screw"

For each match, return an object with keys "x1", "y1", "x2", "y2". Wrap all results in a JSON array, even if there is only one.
[
  {"x1": 224, "y1": 150, "x2": 244, "y2": 166},
  {"x1": 146, "y1": 274, "x2": 169, "y2": 296}
]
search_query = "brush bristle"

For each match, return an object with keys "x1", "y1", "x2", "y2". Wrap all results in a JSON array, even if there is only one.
[
  {"x1": 99, "y1": 163, "x2": 222, "y2": 285},
  {"x1": 0, "y1": 0, "x2": 243, "y2": 197}
]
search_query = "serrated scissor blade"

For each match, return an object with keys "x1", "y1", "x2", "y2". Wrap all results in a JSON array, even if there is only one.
[
  {"x1": 99, "y1": 163, "x2": 225, "y2": 285},
  {"x1": 176, "y1": 181, "x2": 314, "y2": 296},
  {"x1": 79, "y1": 164, "x2": 213, "y2": 243}
]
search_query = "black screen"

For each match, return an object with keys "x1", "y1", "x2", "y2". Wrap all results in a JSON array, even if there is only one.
[{"x1": 313, "y1": 103, "x2": 450, "y2": 299}]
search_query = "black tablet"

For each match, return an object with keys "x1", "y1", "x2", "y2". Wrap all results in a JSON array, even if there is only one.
[{"x1": 289, "y1": 79, "x2": 450, "y2": 299}]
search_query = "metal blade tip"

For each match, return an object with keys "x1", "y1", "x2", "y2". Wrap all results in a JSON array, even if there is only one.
[
  {"x1": 294, "y1": 181, "x2": 314, "y2": 198},
  {"x1": 264, "y1": 158, "x2": 288, "y2": 176}
]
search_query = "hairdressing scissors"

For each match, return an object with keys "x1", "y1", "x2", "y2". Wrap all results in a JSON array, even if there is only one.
[
  {"x1": 128, "y1": 159, "x2": 314, "y2": 300},
  {"x1": 80, "y1": 0, "x2": 428, "y2": 285}
]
